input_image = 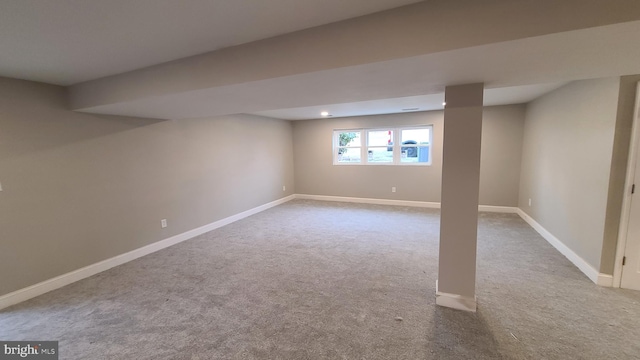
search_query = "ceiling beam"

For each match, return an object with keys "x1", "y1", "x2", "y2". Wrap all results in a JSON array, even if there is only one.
[{"x1": 69, "y1": 0, "x2": 640, "y2": 112}]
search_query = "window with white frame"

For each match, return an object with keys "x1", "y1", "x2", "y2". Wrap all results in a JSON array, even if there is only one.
[
  {"x1": 335, "y1": 131, "x2": 362, "y2": 163},
  {"x1": 333, "y1": 125, "x2": 432, "y2": 165}
]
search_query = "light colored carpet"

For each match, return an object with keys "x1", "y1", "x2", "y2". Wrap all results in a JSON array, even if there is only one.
[{"x1": 1, "y1": 199, "x2": 639, "y2": 359}]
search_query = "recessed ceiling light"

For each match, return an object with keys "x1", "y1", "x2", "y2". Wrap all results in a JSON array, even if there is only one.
[
  {"x1": 321, "y1": 111, "x2": 330, "y2": 116},
  {"x1": 442, "y1": 102, "x2": 447, "y2": 106}
]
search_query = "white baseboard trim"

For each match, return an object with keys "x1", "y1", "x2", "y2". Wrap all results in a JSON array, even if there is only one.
[
  {"x1": 0, "y1": 195, "x2": 296, "y2": 311},
  {"x1": 435, "y1": 280, "x2": 477, "y2": 312},
  {"x1": 478, "y1": 205, "x2": 518, "y2": 213},
  {"x1": 294, "y1": 194, "x2": 440, "y2": 208},
  {"x1": 515, "y1": 208, "x2": 612, "y2": 286},
  {"x1": 295, "y1": 194, "x2": 518, "y2": 213},
  {"x1": 596, "y1": 274, "x2": 614, "y2": 287}
]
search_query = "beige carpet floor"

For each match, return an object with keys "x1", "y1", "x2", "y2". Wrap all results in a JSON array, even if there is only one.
[{"x1": 1, "y1": 199, "x2": 639, "y2": 359}]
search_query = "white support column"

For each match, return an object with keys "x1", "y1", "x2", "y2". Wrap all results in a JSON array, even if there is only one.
[{"x1": 436, "y1": 83, "x2": 484, "y2": 312}]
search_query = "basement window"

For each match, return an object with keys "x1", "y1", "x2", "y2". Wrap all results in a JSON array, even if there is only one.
[
  {"x1": 335, "y1": 131, "x2": 362, "y2": 163},
  {"x1": 333, "y1": 125, "x2": 432, "y2": 165}
]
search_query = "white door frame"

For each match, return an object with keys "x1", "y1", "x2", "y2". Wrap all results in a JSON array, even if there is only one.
[{"x1": 614, "y1": 82, "x2": 640, "y2": 288}]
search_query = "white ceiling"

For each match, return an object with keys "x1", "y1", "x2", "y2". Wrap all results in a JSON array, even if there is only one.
[
  {"x1": 79, "y1": 20, "x2": 640, "y2": 120},
  {"x1": 252, "y1": 83, "x2": 567, "y2": 120},
  {"x1": 2, "y1": 1, "x2": 639, "y2": 121},
  {"x1": 0, "y1": 0, "x2": 421, "y2": 85}
]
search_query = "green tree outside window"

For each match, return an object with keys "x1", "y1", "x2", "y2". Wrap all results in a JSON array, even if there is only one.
[{"x1": 338, "y1": 132, "x2": 357, "y2": 154}]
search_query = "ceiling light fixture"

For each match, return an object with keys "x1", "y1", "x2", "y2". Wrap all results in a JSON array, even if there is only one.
[
  {"x1": 321, "y1": 111, "x2": 329, "y2": 117},
  {"x1": 442, "y1": 102, "x2": 447, "y2": 106}
]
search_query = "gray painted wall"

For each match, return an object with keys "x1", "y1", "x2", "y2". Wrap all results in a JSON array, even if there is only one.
[
  {"x1": 292, "y1": 105, "x2": 524, "y2": 206},
  {"x1": 480, "y1": 106, "x2": 525, "y2": 206},
  {"x1": 518, "y1": 78, "x2": 620, "y2": 271},
  {"x1": 0, "y1": 77, "x2": 294, "y2": 296}
]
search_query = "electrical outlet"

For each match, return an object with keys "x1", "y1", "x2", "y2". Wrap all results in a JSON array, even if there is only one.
[
  {"x1": 161, "y1": 219, "x2": 167, "y2": 228},
  {"x1": 282, "y1": 185, "x2": 286, "y2": 191},
  {"x1": 528, "y1": 198, "x2": 532, "y2": 206},
  {"x1": 392, "y1": 187, "x2": 396, "y2": 193}
]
